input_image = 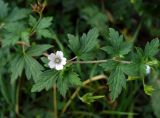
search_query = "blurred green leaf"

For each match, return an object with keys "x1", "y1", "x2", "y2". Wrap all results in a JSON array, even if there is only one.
[
  {"x1": 26, "y1": 44, "x2": 52, "y2": 56},
  {"x1": 0, "y1": 0, "x2": 8, "y2": 19},
  {"x1": 37, "y1": 17, "x2": 53, "y2": 30},
  {"x1": 144, "y1": 85, "x2": 154, "y2": 96},
  {"x1": 79, "y1": 93, "x2": 104, "y2": 105},
  {"x1": 6, "y1": 7, "x2": 30, "y2": 22},
  {"x1": 10, "y1": 54, "x2": 25, "y2": 83}
]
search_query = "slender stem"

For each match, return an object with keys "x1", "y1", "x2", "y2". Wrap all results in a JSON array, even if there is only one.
[
  {"x1": 53, "y1": 85, "x2": 58, "y2": 118},
  {"x1": 61, "y1": 75, "x2": 107, "y2": 114},
  {"x1": 15, "y1": 79, "x2": 21, "y2": 116},
  {"x1": 68, "y1": 56, "x2": 77, "y2": 61},
  {"x1": 69, "y1": 59, "x2": 130, "y2": 64},
  {"x1": 16, "y1": 41, "x2": 30, "y2": 47}
]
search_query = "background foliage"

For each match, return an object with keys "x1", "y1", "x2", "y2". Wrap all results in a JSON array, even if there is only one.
[{"x1": 0, "y1": 0, "x2": 160, "y2": 118}]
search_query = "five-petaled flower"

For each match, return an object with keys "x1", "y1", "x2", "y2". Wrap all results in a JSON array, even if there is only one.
[{"x1": 48, "y1": 51, "x2": 66, "y2": 70}]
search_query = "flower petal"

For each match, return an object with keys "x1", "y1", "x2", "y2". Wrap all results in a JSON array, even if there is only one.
[
  {"x1": 48, "y1": 53, "x2": 55, "y2": 61},
  {"x1": 61, "y1": 57, "x2": 66, "y2": 65},
  {"x1": 56, "y1": 51, "x2": 63, "y2": 57},
  {"x1": 55, "y1": 64, "x2": 63, "y2": 70},
  {"x1": 48, "y1": 61, "x2": 55, "y2": 69}
]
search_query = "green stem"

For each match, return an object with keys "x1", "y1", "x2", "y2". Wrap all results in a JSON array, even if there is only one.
[
  {"x1": 53, "y1": 35, "x2": 64, "y2": 52},
  {"x1": 69, "y1": 59, "x2": 131, "y2": 64},
  {"x1": 61, "y1": 75, "x2": 107, "y2": 114},
  {"x1": 53, "y1": 85, "x2": 58, "y2": 118},
  {"x1": 15, "y1": 79, "x2": 21, "y2": 116}
]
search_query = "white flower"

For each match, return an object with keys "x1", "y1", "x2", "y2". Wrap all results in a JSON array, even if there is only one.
[
  {"x1": 48, "y1": 51, "x2": 66, "y2": 70},
  {"x1": 146, "y1": 65, "x2": 151, "y2": 74}
]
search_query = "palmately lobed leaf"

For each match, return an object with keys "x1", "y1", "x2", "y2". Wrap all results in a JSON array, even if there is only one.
[
  {"x1": 144, "y1": 38, "x2": 160, "y2": 58},
  {"x1": 80, "y1": 28, "x2": 99, "y2": 53},
  {"x1": 26, "y1": 44, "x2": 52, "y2": 56},
  {"x1": 57, "y1": 71, "x2": 82, "y2": 97},
  {"x1": 68, "y1": 28, "x2": 99, "y2": 57},
  {"x1": 32, "y1": 69, "x2": 82, "y2": 97},
  {"x1": 108, "y1": 65, "x2": 126, "y2": 101},
  {"x1": 5, "y1": 7, "x2": 30, "y2": 22},
  {"x1": 24, "y1": 55, "x2": 44, "y2": 82},
  {"x1": 10, "y1": 54, "x2": 25, "y2": 83},
  {"x1": 31, "y1": 70, "x2": 59, "y2": 92},
  {"x1": 68, "y1": 34, "x2": 80, "y2": 55},
  {"x1": 102, "y1": 28, "x2": 132, "y2": 56},
  {"x1": 108, "y1": 28, "x2": 123, "y2": 47},
  {"x1": 37, "y1": 17, "x2": 53, "y2": 30}
]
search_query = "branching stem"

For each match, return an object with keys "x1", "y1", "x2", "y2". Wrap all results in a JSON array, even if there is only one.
[{"x1": 61, "y1": 75, "x2": 107, "y2": 114}]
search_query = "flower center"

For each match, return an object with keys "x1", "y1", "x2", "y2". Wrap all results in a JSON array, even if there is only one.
[{"x1": 54, "y1": 57, "x2": 61, "y2": 64}]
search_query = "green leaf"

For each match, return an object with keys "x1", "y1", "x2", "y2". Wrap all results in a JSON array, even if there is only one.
[
  {"x1": 0, "y1": 76, "x2": 11, "y2": 104},
  {"x1": 68, "y1": 34, "x2": 80, "y2": 54},
  {"x1": 11, "y1": 54, "x2": 25, "y2": 83},
  {"x1": 37, "y1": 29, "x2": 53, "y2": 38},
  {"x1": 144, "y1": 38, "x2": 159, "y2": 58},
  {"x1": 24, "y1": 55, "x2": 44, "y2": 82},
  {"x1": 31, "y1": 70, "x2": 59, "y2": 92},
  {"x1": 80, "y1": 5, "x2": 108, "y2": 28},
  {"x1": 108, "y1": 65, "x2": 126, "y2": 101},
  {"x1": 57, "y1": 71, "x2": 82, "y2": 97},
  {"x1": 100, "y1": 60, "x2": 118, "y2": 71},
  {"x1": 0, "y1": 0, "x2": 8, "y2": 19},
  {"x1": 102, "y1": 28, "x2": 132, "y2": 56},
  {"x1": 68, "y1": 72, "x2": 82, "y2": 86},
  {"x1": 108, "y1": 28, "x2": 123, "y2": 47},
  {"x1": 80, "y1": 28, "x2": 99, "y2": 53},
  {"x1": 151, "y1": 81, "x2": 160, "y2": 118},
  {"x1": 26, "y1": 44, "x2": 52, "y2": 56},
  {"x1": 21, "y1": 31, "x2": 30, "y2": 44},
  {"x1": 121, "y1": 63, "x2": 139, "y2": 76},
  {"x1": 6, "y1": 7, "x2": 30, "y2": 22},
  {"x1": 101, "y1": 46, "x2": 115, "y2": 55},
  {"x1": 119, "y1": 42, "x2": 132, "y2": 55},
  {"x1": 37, "y1": 17, "x2": 53, "y2": 30},
  {"x1": 68, "y1": 28, "x2": 99, "y2": 56},
  {"x1": 29, "y1": 15, "x2": 37, "y2": 27},
  {"x1": 32, "y1": 69, "x2": 81, "y2": 97},
  {"x1": 2, "y1": 22, "x2": 25, "y2": 47},
  {"x1": 2, "y1": 34, "x2": 19, "y2": 47},
  {"x1": 57, "y1": 77, "x2": 69, "y2": 97},
  {"x1": 79, "y1": 92, "x2": 104, "y2": 105},
  {"x1": 144, "y1": 85, "x2": 154, "y2": 96}
]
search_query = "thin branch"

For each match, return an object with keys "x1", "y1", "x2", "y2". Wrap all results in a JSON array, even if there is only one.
[
  {"x1": 68, "y1": 56, "x2": 77, "y2": 62},
  {"x1": 69, "y1": 59, "x2": 130, "y2": 64},
  {"x1": 53, "y1": 85, "x2": 58, "y2": 118},
  {"x1": 16, "y1": 41, "x2": 30, "y2": 47},
  {"x1": 61, "y1": 74, "x2": 107, "y2": 114}
]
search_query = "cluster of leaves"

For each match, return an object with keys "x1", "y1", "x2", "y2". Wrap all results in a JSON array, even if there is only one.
[{"x1": 0, "y1": 0, "x2": 160, "y2": 117}]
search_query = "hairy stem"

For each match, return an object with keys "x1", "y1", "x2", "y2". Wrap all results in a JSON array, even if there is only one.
[
  {"x1": 69, "y1": 59, "x2": 130, "y2": 64},
  {"x1": 61, "y1": 74, "x2": 107, "y2": 114},
  {"x1": 53, "y1": 85, "x2": 58, "y2": 118}
]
